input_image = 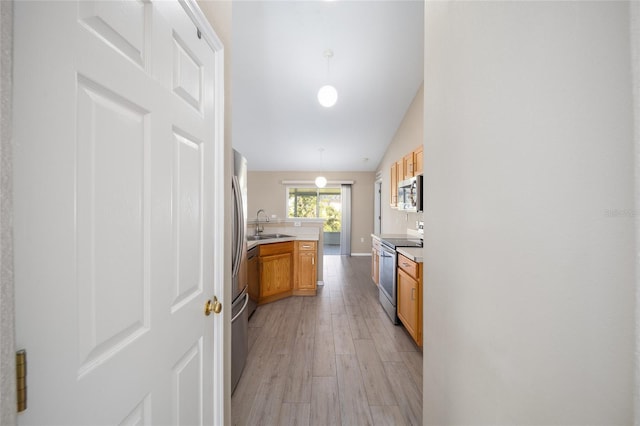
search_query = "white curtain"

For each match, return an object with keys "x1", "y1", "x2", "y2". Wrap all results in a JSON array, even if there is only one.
[{"x1": 340, "y1": 184, "x2": 351, "y2": 255}]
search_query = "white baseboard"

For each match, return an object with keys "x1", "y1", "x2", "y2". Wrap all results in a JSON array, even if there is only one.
[{"x1": 350, "y1": 253, "x2": 371, "y2": 257}]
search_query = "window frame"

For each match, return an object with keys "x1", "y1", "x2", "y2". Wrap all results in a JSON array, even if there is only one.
[{"x1": 284, "y1": 184, "x2": 342, "y2": 221}]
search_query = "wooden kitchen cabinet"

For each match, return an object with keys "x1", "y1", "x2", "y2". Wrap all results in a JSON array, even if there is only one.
[
  {"x1": 258, "y1": 241, "x2": 294, "y2": 304},
  {"x1": 403, "y1": 152, "x2": 415, "y2": 180},
  {"x1": 403, "y1": 146, "x2": 423, "y2": 180},
  {"x1": 397, "y1": 254, "x2": 422, "y2": 347},
  {"x1": 390, "y1": 162, "x2": 397, "y2": 207},
  {"x1": 391, "y1": 160, "x2": 403, "y2": 208},
  {"x1": 371, "y1": 237, "x2": 380, "y2": 285},
  {"x1": 293, "y1": 240, "x2": 317, "y2": 295},
  {"x1": 414, "y1": 145, "x2": 423, "y2": 175},
  {"x1": 396, "y1": 160, "x2": 404, "y2": 184},
  {"x1": 390, "y1": 146, "x2": 424, "y2": 209}
]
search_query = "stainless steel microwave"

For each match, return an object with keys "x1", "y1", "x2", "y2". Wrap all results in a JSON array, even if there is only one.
[{"x1": 397, "y1": 174, "x2": 423, "y2": 212}]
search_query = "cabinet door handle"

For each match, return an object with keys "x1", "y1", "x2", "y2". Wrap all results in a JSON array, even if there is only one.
[
  {"x1": 411, "y1": 288, "x2": 416, "y2": 300},
  {"x1": 312, "y1": 257, "x2": 314, "y2": 265}
]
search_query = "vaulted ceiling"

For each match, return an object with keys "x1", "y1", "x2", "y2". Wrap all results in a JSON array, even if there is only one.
[{"x1": 231, "y1": 1, "x2": 424, "y2": 172}]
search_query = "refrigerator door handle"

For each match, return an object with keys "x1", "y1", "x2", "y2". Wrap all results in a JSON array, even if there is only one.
[
  {"x1": 231, "y1": 176, "x2": 244, "y2": 278},
  {"x1": 231, "y1": 292, "x2": 250, "y2": 323}
]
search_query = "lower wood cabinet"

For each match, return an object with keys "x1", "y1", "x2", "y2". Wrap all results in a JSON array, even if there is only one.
[
  {"x1": 257, "y1": 241, "x2": 293, "y2": 304},
  {"x1": 254, "y1": 240, "x2": 318, "y2": 304},
  {"x1": 397, "y1": 254, "x2": 422, "y2": 347},
  {"x1": 293, "y1": 240, "x2": 317, "y2": 295}
]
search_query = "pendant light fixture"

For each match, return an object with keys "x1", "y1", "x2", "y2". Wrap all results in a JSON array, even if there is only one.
[
  {"x1": 317, "y1": 49, "x2": 338, "y2": 108},
  {"x1": 315, "y1": 148, "x2": 327, "y2": 188}
]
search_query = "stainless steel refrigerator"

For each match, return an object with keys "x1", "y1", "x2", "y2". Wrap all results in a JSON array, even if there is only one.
[{"x1": 231, "y1": 150, "x2": 249, "y2": 394}]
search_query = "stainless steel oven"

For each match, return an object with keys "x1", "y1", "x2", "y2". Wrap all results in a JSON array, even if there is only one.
[{"x1": 379, "y1": 241, "x2": 399, "y2": 324}]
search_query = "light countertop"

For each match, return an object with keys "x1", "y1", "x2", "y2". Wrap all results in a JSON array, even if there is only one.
[
  {"x1": 247, "y1": 234, "x2": 319, "y2": 249},
  {"x1": 396, "y1": 247, "x2": 423, "y2": 263},
  {"x1": 371, "y1": 233, "x2": 424, "y2": 263}
]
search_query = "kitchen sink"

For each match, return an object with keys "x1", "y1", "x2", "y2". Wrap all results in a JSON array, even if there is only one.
[{"x1": 247, "y1": 233, "x2": 294, "y2": 241}]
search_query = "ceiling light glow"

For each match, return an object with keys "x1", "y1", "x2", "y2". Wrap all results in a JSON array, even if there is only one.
[
  {"x1": 317, "y1": 85, "x2": 338, "y2": 108},
  {"x1": 315, "y1": 176, "x2": 327, "y2": 188}
]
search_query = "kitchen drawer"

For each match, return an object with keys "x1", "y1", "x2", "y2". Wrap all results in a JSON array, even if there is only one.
[
  {"x1": 297, "y1": 241, "x2": 316, "y2": 252},
  {"x1": 259, "y1": 241, "x2": 294, "y2": 257},
  {"x1": 398, "y1": 254, "x2": 419, "y2": 280},
  {"x1": 372, "y1": 237, "x2": 380, "y2": 250}
]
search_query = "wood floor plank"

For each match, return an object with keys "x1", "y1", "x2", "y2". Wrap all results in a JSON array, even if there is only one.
[
  {"x1": 336, "y1": 354, "x2": 374, "y2": 426},
  {"x1": 283, "y1": 337, "x2": 314, "y2": 403},
  {"x1": 245, "y1": 353, "x2": 291, "y2": 425},
  {"x1": 374, "y1": 310, "x2": 420, "y2": 353},
  {"x1": 332, "y1": 313, "x2": 356, "y2": 355},
  {"x1": 310, "y1": 376, "x2": 341, "y2": 426},
  {"x1": 354, "y1": 339, "x2": 397, "y2": 406},
  {"x1": 330, "y1": 295, "x2": 346, "y2": 314},
  {"x1": 400, "y1": 350, "x2": 423, "y2": 390},
  {"x1": 278, "y1": 403, "x2": 310, "y2": 426},
  {"x1": 313, "y1": 323, "x2": 336, "y2": 377},
  {"x1": 346, "y1": 303, "x2": 372, "y2": 339},
  {"x1": 232, "y1": 256, "x2": 423, "y2": 426},
  {"x1": 315, "y1": 300, "x2": 333, "y2": 328},
  {"x1": 383, "y1": 361, "x2": 422, "y2": 426},
  {"x1": 295, "y1": 304, "x2": 317, "y2": 340},
  {"x1": 369, "y1": 405, "x2": 408, "y2": 426},
  {"x1": 232, "y1": 325, "x2": 277, "y2": 425},
  {"x1": 366, "y1": 317, "x2": 405, "y2": 363}
]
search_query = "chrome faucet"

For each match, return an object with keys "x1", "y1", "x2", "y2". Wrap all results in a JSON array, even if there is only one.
[{"x1": 255, "y1": 209, "x2": 269, "y2": 235}]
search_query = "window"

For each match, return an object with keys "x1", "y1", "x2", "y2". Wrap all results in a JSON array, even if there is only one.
[{"x1": 287, "y1": 186, "x2": 341, "y2": 232}]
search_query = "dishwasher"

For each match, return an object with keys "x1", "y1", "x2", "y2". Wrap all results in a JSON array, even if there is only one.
[{"x1": 247, "y1": 246, "x2": 258, "y2": 318}]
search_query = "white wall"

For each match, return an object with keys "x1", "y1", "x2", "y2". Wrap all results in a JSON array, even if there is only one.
[
  {"x1": 631, "y1": 2, "x2": 640, "y2": 423},
  {"x1": 0, "y1": 1, "x2": 15, "y2": 424},
  {"x1": 423, "y1": 2, "x2": 635, "y2": 424},
  {"x1": 377, "y1": 84, "x2": 424, "y2": 235}
]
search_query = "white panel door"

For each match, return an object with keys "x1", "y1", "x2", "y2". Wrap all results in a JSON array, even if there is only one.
[{"x1": 13, "y1": 1, "x2": 222, "y2": 424}]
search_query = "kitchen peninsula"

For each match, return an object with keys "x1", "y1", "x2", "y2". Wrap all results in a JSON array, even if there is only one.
[{"x1": 247, "y1": 219, "x2": 322, "y2": 306}]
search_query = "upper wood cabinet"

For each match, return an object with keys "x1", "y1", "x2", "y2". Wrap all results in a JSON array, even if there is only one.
[
  {"x1": 390, "y1": 146, "x2": 424, "y2": 209},
  {"x1": 414, "y1": 145, "x2": 423, "y2": 175},
  {"x1": 403, "y1": 146, "x2": 423, "y2": 180},
  {"x1": 403, "y1": 152, "x2": 415, "y2": 180},
  {"x1": 390, "y1": 162, "x2": 397, "y2": 207},
  {"x1": 396, "y1": 159, "x2": 405, "y2": 182}
]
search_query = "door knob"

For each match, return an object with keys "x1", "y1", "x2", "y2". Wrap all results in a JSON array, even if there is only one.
[{"x1": 204, "y1": 296, "x2": 222, "y2": 316}]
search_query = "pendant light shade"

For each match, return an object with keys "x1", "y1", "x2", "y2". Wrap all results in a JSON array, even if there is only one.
[
  {"x1": 318, "y1": 49, "x2": 337, "y2": 108},
  {"x1": 315, "y1": 176, "x2": 327, "y2": 188},
  {"x1": 317, "y1": 85, "x2": 338, "y2": 108}
]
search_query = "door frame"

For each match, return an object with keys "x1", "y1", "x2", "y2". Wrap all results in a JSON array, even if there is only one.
[
  {"x1": 179, "y1": 1, "x2": 226, "y2": 423},
  {"x1": 374, "y1": 178, "x2": 382, "y2": 236},
  {"x1": 0, "y1": 0, "x2": 227, "y2": 424}
]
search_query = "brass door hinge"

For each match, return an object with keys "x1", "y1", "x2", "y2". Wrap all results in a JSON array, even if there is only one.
[{"x1": 16, "y1": 350, "x2": 26, "y2": 413}]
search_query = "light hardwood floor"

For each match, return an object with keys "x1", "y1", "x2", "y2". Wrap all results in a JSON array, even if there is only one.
[{"x1": 231, "y1": 255, "x2": 423, "y2": 426}]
